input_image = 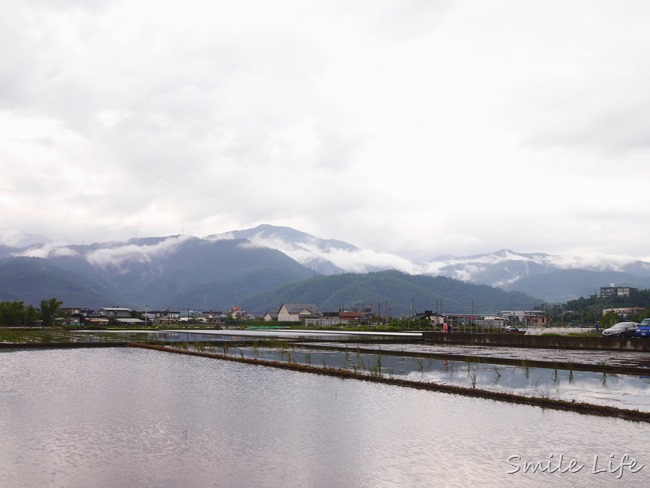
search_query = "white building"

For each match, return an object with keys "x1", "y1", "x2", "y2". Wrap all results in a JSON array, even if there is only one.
[{"x1": 277, "y1": 304, "x2": 320, "y2": 322}]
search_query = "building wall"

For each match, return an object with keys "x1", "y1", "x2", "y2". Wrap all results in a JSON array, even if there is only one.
[
  {"x1": 277, "y1": 306, "x2": 299, "y2": 322},
  {"x1": 602, "y1": 307, "x2": 644, "y2": 319},
  {"x1": 304, "y1": 317, "x2": 340, "y2": 326},
  {"x1": 600, "y1": 286, "x2": 637, "y2": 298}
]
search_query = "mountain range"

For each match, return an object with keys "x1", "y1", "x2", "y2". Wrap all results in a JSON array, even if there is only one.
[{"x1": 1, "y1": 224, "x2": 650, "y2": 314}]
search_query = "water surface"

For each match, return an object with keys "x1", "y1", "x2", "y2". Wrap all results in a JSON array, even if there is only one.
[{"x1": 1, "y1": 348, "x2": 648, "y2": 487}]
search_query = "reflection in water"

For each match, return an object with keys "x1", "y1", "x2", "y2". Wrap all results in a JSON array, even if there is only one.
[
  {"x1": 199, "y1": 345, "x2": 650, "y2": 412},
  {"x1": 75, "y1": 329, "x2": 403, "y2": 344},
  {"x1": 1, "y1": 348, "x2": 649, "y2": 488}
]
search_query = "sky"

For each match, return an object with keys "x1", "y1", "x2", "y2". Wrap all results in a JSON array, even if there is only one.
[{"x1": 2, "y1": 0, "x2": 650, "y2": 263}]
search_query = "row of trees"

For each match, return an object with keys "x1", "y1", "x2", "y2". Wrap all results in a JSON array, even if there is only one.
[{"x1": 0, "y1": 298, "x2": 63, "y2": 327}]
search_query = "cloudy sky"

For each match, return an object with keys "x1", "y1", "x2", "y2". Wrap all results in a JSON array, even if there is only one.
[{"x1": 2, "y1": 0, "x2": 649, "y2": 262}]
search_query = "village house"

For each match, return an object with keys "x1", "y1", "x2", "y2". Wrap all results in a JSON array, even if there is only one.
[
  {"x1": 501, "y1": 310, "x2": 552, "y2": 327},
  {"x1": 263, "y1": 309, "x2": 279, "y2": 322},
  {"x1": 303, "y1": 310, "x2": 371, "y2": 326},
  {"x1": 413, "y1": 310, "x2": 446, "y2": 326},
  {"x1": 144, "y1": 309, "x2": 181, "y2": 325},
  {"x1": 338, "y1": 311, "x2": 369, "y2": 324},
  {"x1": 200, "y1": 310, "x2": 225, "y2": 324},
  {"x1": 603, "y1": 307, "x2": 645, "y2": 320},
  {"x1": 83, "y1": 316, "x2": 110, "y2": 327},
  {"x1": 303, "y1": 312, "x2": 340, "y2": 326},
  {"x1": 61, "y1": 307, "x2": 96, "y2": 326},
  {"x1": 522, "y1": 311, "x2": 551, "y2": 327},
  {"x1": 101, "y1": 307, "x2": 132, "y2": 319},
  {"x1": 228, "y1": 306, "x2": 251, "y2": 320},
  {"x1": 447, "y1": 313, "x2": 507, "y2": 329},
  {"x1": 277, "y1": 304, "x2": 320, "y2": 322}
]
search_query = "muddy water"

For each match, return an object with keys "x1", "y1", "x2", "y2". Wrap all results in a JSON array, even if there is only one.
[{"x1": 1, "y1": 348, "x2": 649, "y2": 487}]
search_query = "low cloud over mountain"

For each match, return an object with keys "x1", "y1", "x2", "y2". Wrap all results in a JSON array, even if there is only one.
[
  {"x1": 3, "y1": 224, "x2": 650, "y2": 307},
  {"x1": 209, "y1": 225, "x2": 650, "y2": 302}
]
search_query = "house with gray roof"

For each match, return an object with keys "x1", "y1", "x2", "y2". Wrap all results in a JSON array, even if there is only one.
[
  {"x1": 263, "y1": 309, "x2": 279, "y2": 322},
  {"x1": 277, "y1": 303, "x2": 321, "y2": 322}
]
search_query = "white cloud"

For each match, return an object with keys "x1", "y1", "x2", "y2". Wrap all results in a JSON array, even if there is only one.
[
  {"x1": 233, "y1": 232, "x2": 419, "y2": 273},
  {"x1": 1, "y1": 0, "x2": 649, "y2": 262},
  {"x1": 15, "y1": 243, "x2": 79, "y2": 259},
  {"x1": 85, "y1": 235, "x2": 193, "y2": 269}
]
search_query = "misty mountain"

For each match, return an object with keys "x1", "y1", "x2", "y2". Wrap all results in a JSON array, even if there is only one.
[
  {"x1": 3, "y1": 225, "x2": 650, "y2": 309},
  {"x1": 205, "y1": 229, "x2": 650, "y2": 302},
  {"x1": 0, "y1": 257, "x2": 118, "y2": 308},
  {"x1": 0, "y1": 244, "x2": 24, "y2": 259},
  {"x1": 1, "y1": 236, "x2": 318, "y2": 309},
  {"x1": 209, "y1": 224, "x2": 358, "y2": 252},
  {"x1": 422, "y1": 249, "x2": 650, "y2": 301},
  {"x1": 501, "y1": 269, "x2": 650, "y2": 303},
  {"x1": 207, "y1": 224, "x2": 355, "y2": 274}
]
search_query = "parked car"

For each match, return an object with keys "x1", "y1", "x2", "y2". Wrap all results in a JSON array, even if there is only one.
[
  {"x1": 621, "y1": 326, "x2": 639, "y2": 338},
  {"x1": 602, "y1": 321, "x2": 638, "y2": 337},
  {"x1": 636, "y1": 318, "x2": 650, "y2": 338}
]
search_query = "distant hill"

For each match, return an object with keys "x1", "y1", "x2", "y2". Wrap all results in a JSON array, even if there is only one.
[
  {"x1": 209, "y1": 224, "x2": 358, "y2": 252},
  {"x1": 0, "y1": 257, "x2": 117, "y2": 308},
  {"x1": 204, "y1": 228, "x2": 650, "y2": 302},
  {"x1": 240, "y1": 270, "x2": 541, "y2": 316},
  {"x1": 0, "y1": 245, "x2": 22, "y2": 259},
  {"x1": 421, "y1": 249, "x2": 650, "y2": 299},
  {"x1": 502, "y1": 269, "x2": 650, "y2": 303},
  {"x1": 207, "y1": 224, "x2": 356, "y2": 274},
  {"x1": 1, "y1": 237, "x2": 318, "y2": 309}
]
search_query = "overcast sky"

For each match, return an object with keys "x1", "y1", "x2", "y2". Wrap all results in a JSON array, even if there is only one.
[{"x1": 2, "y1": 0, "x2": 649, "y2": 262}]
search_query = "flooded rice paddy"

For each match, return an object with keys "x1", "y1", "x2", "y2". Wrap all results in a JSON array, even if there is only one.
[
  {"x1": 1, "y1": 347, "x2": 649, "y2": 487},
  {"x1": 165, "y1": 342, "x2": 650, "y2": 413},
  {"x1": 13, "y1": 328, "x2": 648, "y2": 413}
]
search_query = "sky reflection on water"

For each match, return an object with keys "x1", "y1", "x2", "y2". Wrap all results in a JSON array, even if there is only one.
[
  {"x1": 196, "y1": 345, "x2": 650, "y2": 412},
  {"x1": 1, "y1": 348, "x2": 649, "y2": 487}
]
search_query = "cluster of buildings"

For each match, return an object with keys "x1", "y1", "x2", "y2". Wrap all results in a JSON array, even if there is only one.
[
  {"x1": 62, "y1": 304, "x2": 374, "y2": 327},
  {"x1": 447, "y1": 310, "x2": 551, "y2": 328},
  {"x1": 261, "y1": 304, "x2": 553, "y2": 328},
  {"x1": 63, "y1": 283, "x2": 646, "y2": 327},
  {"x1": 262, "y1": 304, "x2": 372, "y2": 326},
  {"x1": 598, "y1": 285, "x2": 644, "y2": 320},
  {"x1": 61, "y1": 307, "x2": 225, "y2": 327},
  {"x1": 60, "y1": 303, "x2": 557, "y2": 328}
]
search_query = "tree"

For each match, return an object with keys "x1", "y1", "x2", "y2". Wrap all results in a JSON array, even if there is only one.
[
  {"x1": 0, "y1": 301, "x2": 26, "y2": 327},
  {"x1": 25, "y1": 305, "x2": 39, "y2": 326},
  {"x1": 601, "y1": 310, "x2": 619, "y2": 328},
  {"x1": 632, "y1": 306, "x2": 650, "y2": 322},
  {"x1": 40, "y1": 298, "x2": 63, "y2": 327}
]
